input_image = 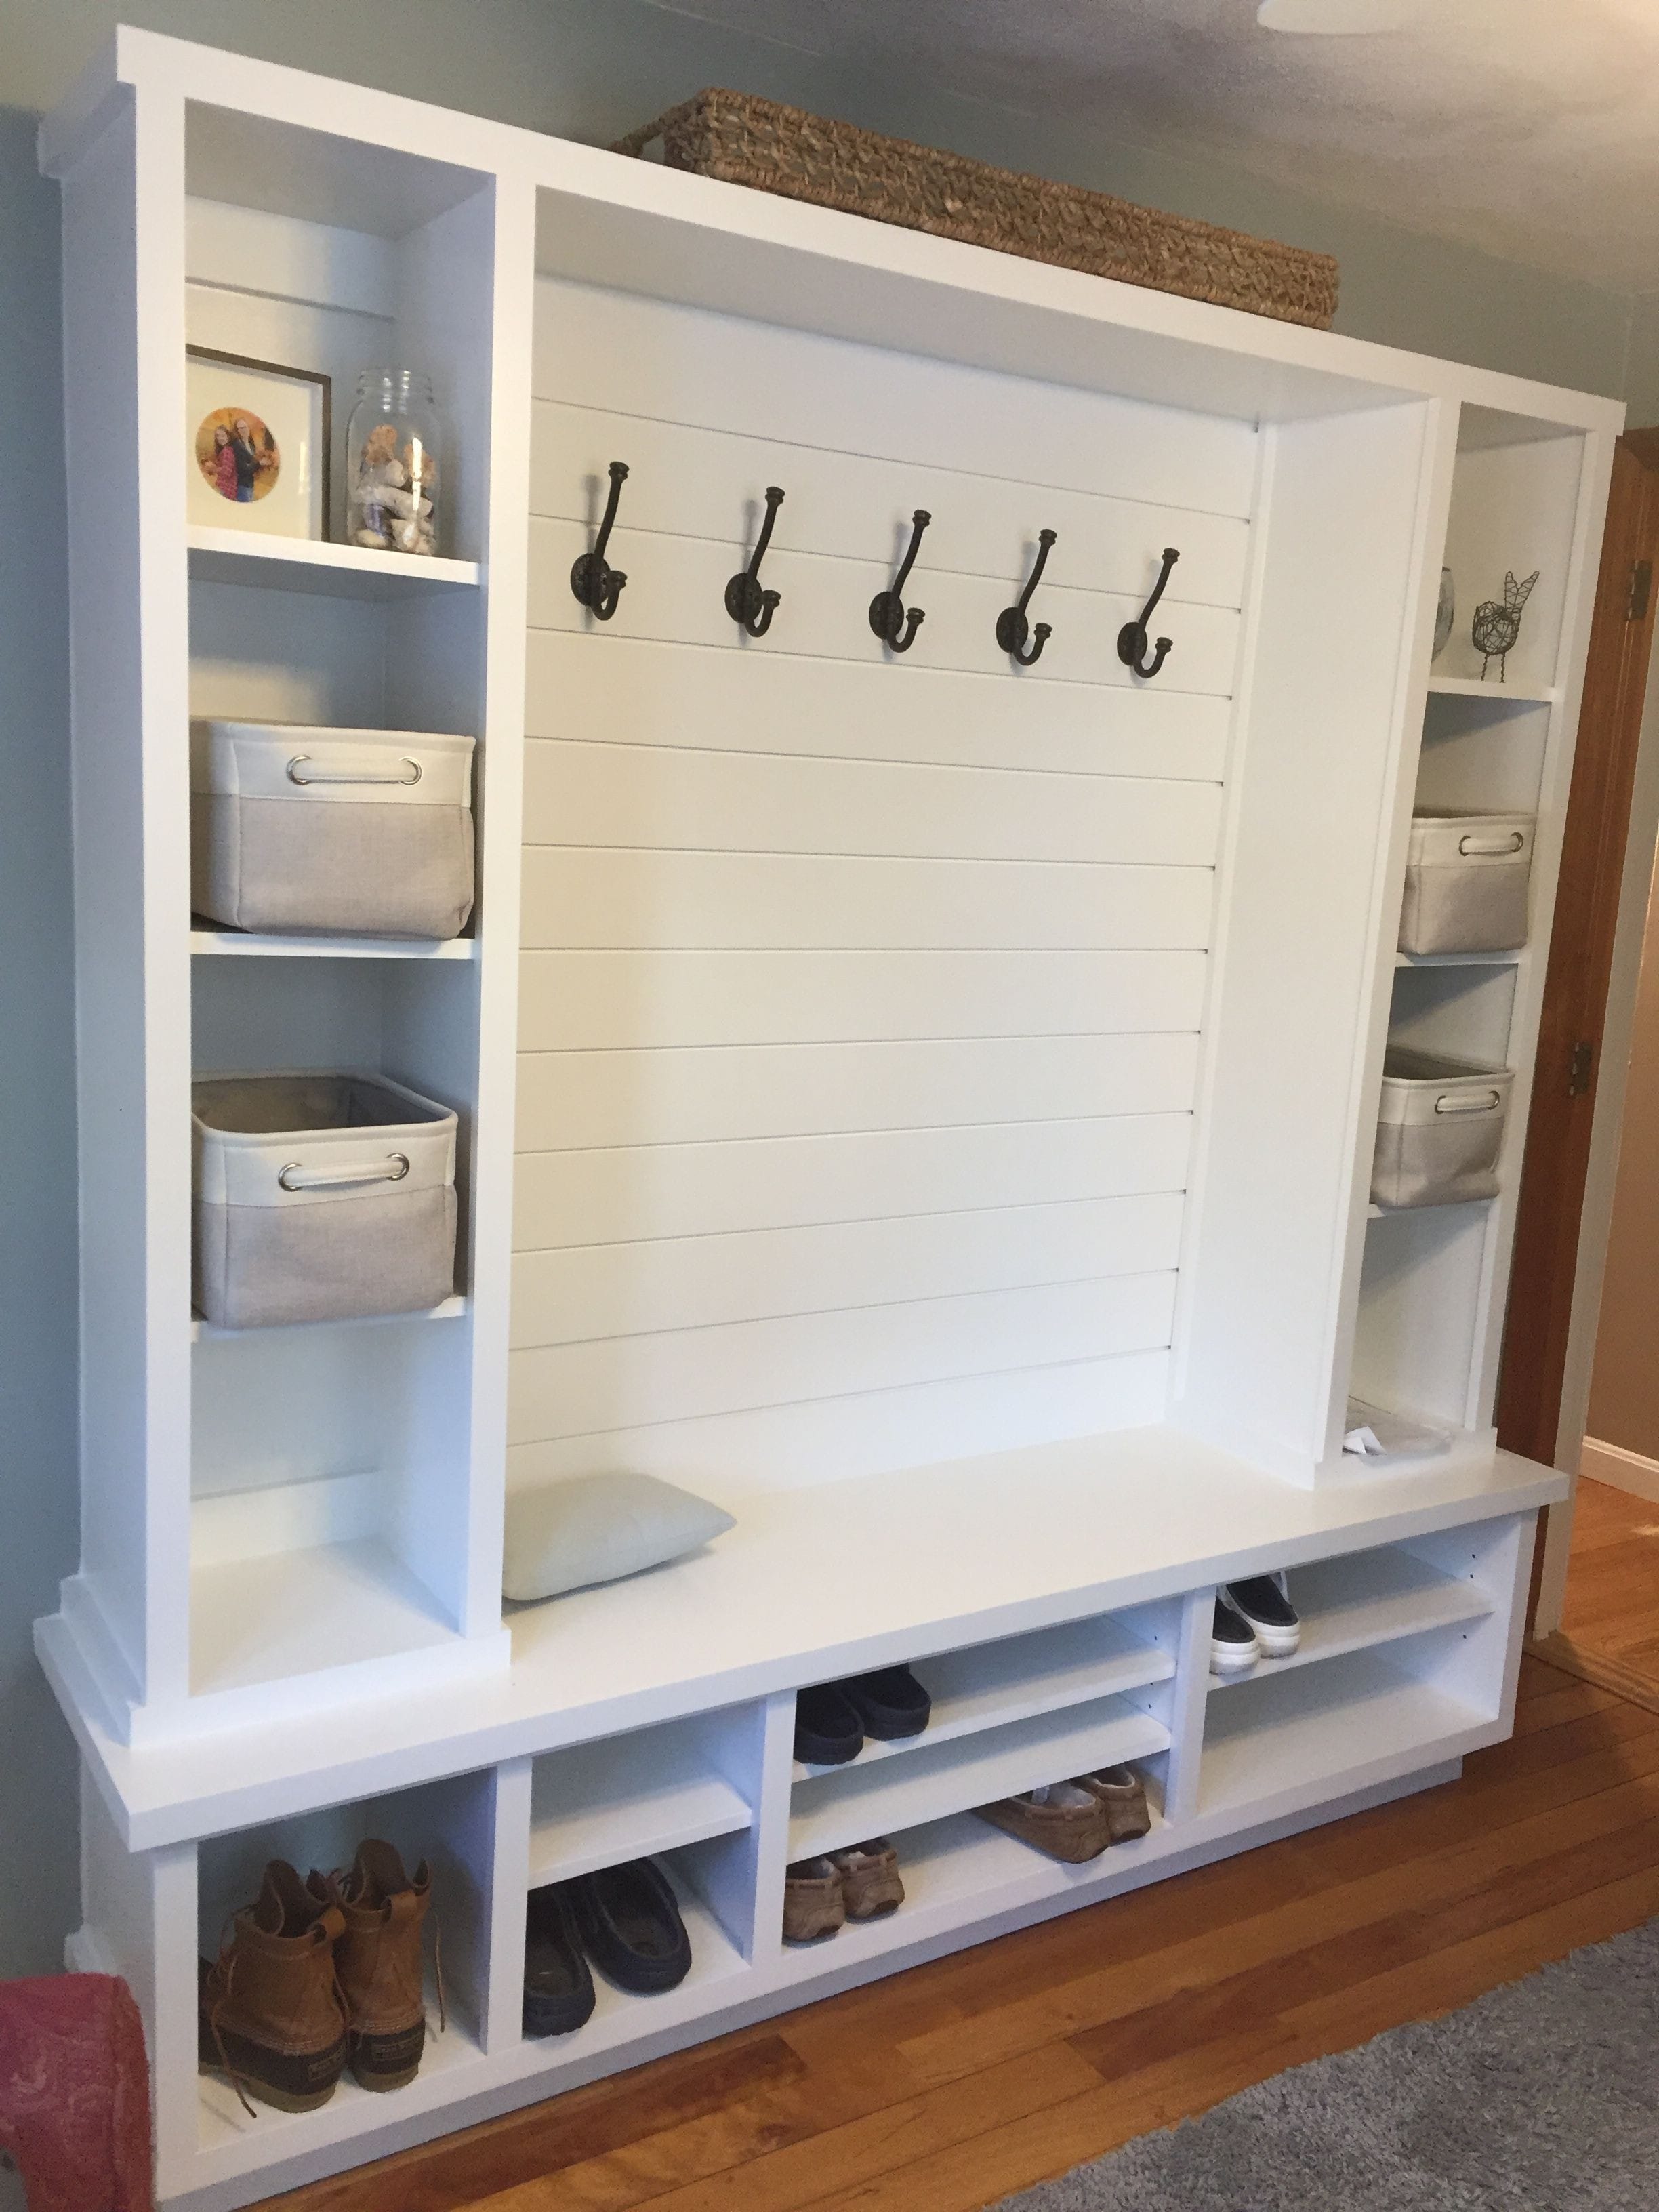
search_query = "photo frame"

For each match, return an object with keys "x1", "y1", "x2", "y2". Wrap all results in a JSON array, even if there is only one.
[{"x1": 185, "y1": 346, "x2": 331, "y2": 539}]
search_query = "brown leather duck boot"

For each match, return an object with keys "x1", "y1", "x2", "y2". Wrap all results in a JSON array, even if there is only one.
[
  {"x1": 311, "y1": 1840, "x2": 437, "y2": 2092},
  {"x1": 198, "y1": 1860, "x2": 348, "y2": 2115}
]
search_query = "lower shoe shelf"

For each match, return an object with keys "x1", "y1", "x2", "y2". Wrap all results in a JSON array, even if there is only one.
[
  {"x1": 1197, "y1": 1646, "x2": 1494, "y2": 1825},
  {"x1": 789, "y1": 1695, "x2": 1170, "y2": 1860}
]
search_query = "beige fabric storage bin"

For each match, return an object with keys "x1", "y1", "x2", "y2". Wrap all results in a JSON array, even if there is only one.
[
  {"x1": 1398, "y1": 812, "x2": 1534, "y2": 956},
  {"x1": 191, "y1": 720, "x2": 476, "y2": 939},
  {"x1": 1371, "y1": 1048, "x2": 1513, "y2": 1210},
  {"x1": 192, "y1": 1072, "x2": 458, "y2": 1328}
]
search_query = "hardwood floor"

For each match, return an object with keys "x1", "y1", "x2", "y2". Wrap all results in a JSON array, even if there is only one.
[
  {"x1": 264, "y1": 1652, "x2": 1659, "y2": 2212},
  {"x1": 1532, "y1": 1475, "x2": 1659, "y2": 1711}
]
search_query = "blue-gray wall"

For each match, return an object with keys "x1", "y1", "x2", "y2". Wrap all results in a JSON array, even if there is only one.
[{"x1": 0, "y1": 0, "x2": 1644, "y2": 1980}]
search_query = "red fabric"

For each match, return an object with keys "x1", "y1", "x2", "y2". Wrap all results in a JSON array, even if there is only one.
[{"x1": 0, "y1": 1975, "x2": 152, "y2": 2212}]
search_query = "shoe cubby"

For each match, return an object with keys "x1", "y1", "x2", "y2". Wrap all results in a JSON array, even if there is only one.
[
  {"x1": 788, "y1": 1687, "x2": 1172, "y2": 1864},
  {"x1": 1416, "y1": 691, "x2": 1551, "y2": 823},
  {"x1": 1197, "y1": 1515, "x2": 1529, "y2": 1829},
  {"x1": 791, "y1": 1607, "x2": 1179, "y2": 1780},
  {"x1": 527, "y1": 1715, "x2": 758, "y2": 1890},
  {"x1": 1207, "y1": 1534, "x2": 1507, "y2": 1689},
  {"x1": 1385, "y1": 960, "x2": 1519, "y2": 1074}
]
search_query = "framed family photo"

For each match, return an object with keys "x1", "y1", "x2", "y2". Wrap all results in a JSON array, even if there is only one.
[{"x1": 185, "y1": 346, "x2": 331, "y2": 539}]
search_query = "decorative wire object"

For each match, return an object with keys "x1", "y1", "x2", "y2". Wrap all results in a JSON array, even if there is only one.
[{"x1": 1471, "y1": 569, "x2": 1538, "y2": 683}]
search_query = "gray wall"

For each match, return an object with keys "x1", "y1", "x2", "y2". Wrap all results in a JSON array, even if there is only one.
[{"x1": 0, "y1": 0, "x2": 1645, "y2": 1980}]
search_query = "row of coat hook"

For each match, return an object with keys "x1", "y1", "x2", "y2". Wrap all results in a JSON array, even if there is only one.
[{"x1": 569, "y1": 462, "x2": 1182, "y2": 679}]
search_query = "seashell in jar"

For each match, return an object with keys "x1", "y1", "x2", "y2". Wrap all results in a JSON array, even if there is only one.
[{"x1": 354, "y1": 527, "x2": 390, "y2": 550}]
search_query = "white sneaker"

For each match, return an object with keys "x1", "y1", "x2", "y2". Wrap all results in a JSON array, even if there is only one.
[
  {"x1": 1224, "y1": 1572, "x2": 1300, "y2": 1658},
  {"x1": 1211, "y1": 1595, "x2": 1261, "y2": 1674}
]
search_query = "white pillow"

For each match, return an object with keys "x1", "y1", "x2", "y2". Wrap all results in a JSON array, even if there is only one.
[{"x1": 502, "y1": 1473, "x2": 736, "y2": 1602}]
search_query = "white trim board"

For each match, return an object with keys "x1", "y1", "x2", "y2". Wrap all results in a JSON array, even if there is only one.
[{"x1": 1580, "y1": 1435, "x2": 1659, "y2": 1507}]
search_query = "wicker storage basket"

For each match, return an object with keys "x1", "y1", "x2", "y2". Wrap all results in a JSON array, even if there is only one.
[{"x1": 615, "y1": 89, "x2": 1338, "y2": 331}]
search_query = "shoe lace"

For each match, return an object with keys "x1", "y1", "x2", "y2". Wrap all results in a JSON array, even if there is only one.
[
  {"x1": 205, "y1": 1929, "x2": 258, "y2": 2123},
  {"x1": 206, "y1": 1919, "x2": 350, "y2": 2123}
]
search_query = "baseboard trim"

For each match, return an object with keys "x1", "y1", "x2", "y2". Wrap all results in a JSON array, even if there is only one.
[
  {"x1": 1528, "y1": 1630, "x2": 1659, "y2": 1715},
  {"x1": 1579, "y1": 1435, "x2": 1659, "y2": 1505}
]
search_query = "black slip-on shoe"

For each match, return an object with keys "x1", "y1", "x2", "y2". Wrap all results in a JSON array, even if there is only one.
[
  {"x1": 1225, "y1": 1572, "x2": 1300, "y2": 1658},
  {"x1": 571, "y1": 1858, "x2": 693, "y2": 1994},
  {"x1": 523, "y1": 1881, "x2": 596, "y2": 2036},
  {"x1": 1211, "y1": 1595, "x2": 1261, "y2": 1675},
  {"x1": 842, "y1": 1664, "x2": 931, "y2": 1741},
  {"x1": 794, "y1": 1682, "x2": 865, "y2": 1765}
]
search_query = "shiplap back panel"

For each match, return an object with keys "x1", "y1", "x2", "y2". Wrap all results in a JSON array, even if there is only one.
[{"x1": 512, "y1": 276, "x2": 1254, "y2": 1496}]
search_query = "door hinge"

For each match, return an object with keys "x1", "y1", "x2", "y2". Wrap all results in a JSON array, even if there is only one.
[
  {"x1": 1630, "y1": 559, "x2": 1652, "y2": 622},
  {"x1": 1569, "y1": 1040, "x2": 1595, "y2": 1097}
]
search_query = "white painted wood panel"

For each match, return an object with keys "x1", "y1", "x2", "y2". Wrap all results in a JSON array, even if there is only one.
[
  {"x1": 518, "y1": 948, "x2": 1208, "y2": 1052},
  {"x1": 515, "y1": 1113, "x2": 1193, "y2": 1250},
  {"x1": 531, "y1": 403, "x2": 1251, "y2": 607},
  {"x1": 524, "y1": 633, "x2": 1232, "y2": 782},
  {"x1": 523, "y1": 740, "x2": 1223, "y2": 866},
  {"x1": 504, "y1": 1350, "x2": 1172, "y2": 1496},
  {"x1": 520, "y1": 849, "x2": 1214, "y2": 953},
  {"x1": 533, "y1": 279, "x2": 1261, "y2": 518},
  {"x1": 507, "y1": 1273, "x2": 1179, "y2": 1443},
  {"x1": 516, "y1": 1033, "x2": 1202, "y2": 1152},
  {"x1": 527, "y1": 520, "x2": 1242, "y2": 693},
  {"x1": 512, "y1": 1193, "x2": 1185, "y2": 1349}
]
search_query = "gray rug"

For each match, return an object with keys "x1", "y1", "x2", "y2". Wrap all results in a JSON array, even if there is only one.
[{"x1": 999, "y1": 1917, "x2": 1659, "y2": 2211}]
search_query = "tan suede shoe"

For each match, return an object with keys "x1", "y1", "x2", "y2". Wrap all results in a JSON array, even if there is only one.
[
  {"x1": 198, "y1": 1860, "x2": 348, "y2": 2115},
  {"x1": 311, "y1": 1840, "x2": 436, "y2": 2092},
  {"x1": 1073, "y1": 1766, "x2": 1153, "y2": 1843},
  {"x1": 975, "y1": 1782, "x2": 1111, "y2": 1863},
  {"x1": 829, "y1": 1838, "x2": 905, "y2": 1921},
  {"x1": 783, "y1": 1857, "x2": 846, "y2": 1944}
]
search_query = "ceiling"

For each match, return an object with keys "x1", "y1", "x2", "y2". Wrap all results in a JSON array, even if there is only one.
[{"x1": 640, "y1": 0, "x2": 1659, "y2": 293}]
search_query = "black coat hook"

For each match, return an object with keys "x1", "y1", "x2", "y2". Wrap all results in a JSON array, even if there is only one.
[
  {"x1": 569, "y1": 461, "x2": 630, "y2": 621},
  {"x1": 725, "y1": 487, "x2": 785, "y2": 637},
  {"x1": 996, "y1": 529, "x2": 1057, "y2": 667},
  {"x1": 1118, "y1": 547, "x2": 1180, "y2": 679},
  {"x1": 869, "y1": 509, "x2": 932, "y2": 653}
]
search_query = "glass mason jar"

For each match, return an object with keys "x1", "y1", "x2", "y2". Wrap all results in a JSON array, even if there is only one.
[{"x1": 346, "y1": 369, "x2": 443, "y2": 556}]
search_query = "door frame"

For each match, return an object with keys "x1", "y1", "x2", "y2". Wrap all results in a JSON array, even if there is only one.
[{"x1": 1502, "y1": 430, "x2": 1659, "y2": 1627}]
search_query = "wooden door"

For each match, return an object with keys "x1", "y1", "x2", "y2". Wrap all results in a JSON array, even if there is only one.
[{"x1": 1498, "y1": 433, "x2": 1659, "y2": 1469}]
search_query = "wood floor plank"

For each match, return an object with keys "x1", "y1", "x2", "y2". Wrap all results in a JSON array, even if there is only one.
[
  {"x1": 498, "y1": 2043, "x2": 1106, "y2": 2212},
  {"x1": 796, "y1": 1860, "x2": 1659, "y2": 2212},
  {"x1": 893, "y1": 1769, "x2": 1659, "y2": 2089},
  {"x1": 1065, "y1": 1811, "x2": 1659, "y2": 2077}
]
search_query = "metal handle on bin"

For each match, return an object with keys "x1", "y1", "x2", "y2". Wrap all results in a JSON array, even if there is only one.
[
  {"x1": 1458, "y1": 831, "x2": 1525, "y2": 856},
  {"x1": 286, "y1": 755, "x2": 422, "y2": 787},
  {"x1": 1433, "y1": 1090, "x2": 1501, "y2": 1117},
  {"x1": 278, "y1": 1152, "x2": 411, "y2": 1191}
]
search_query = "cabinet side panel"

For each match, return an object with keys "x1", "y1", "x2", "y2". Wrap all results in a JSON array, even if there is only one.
[
  {"x1": 1172, "y1": 401, "x2": 1446, "y2": 1480},
  {"x1": 61, "y1": 91, "x2": 194, "y2": 1704}
]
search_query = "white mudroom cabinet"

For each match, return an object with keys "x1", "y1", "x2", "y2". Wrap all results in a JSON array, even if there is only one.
[{"x1": 35, "y1": 26, "x2": 1618, "y2": 2211}]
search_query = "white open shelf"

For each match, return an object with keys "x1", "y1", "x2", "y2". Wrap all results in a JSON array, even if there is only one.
[
  {"x1": 793, "y1": 1612, "x2": 1174, "y2": 1780},
  {"x1": 187, "y1": 524, "x2": 480, "y2": 600},
  {"x1": 190, "y1": 927, "x2": 479, "y2": 960},
  {"x1": 1199, "y1": 1647, "x2": 1489, "y2": 1822},
  {"x1": 774, "y1": 1797, "x2": 1172, "y2": 1986},
  {"x1": 188, "y1": 1537, "x2": 468, "y2": 1702},
  {"x1": 1395, "y1": 949, "x2": 1525, "y2": 968},
  {"x1": 190, "y1": 1296, "x2": 467, "y2": 1343},
  {"x1": 1425, "y1": 674, "x2": 1560, "y2": 703},
  {"x1": 1208, "y1": 1545, "x2": 1494, "y2": 1689},
  {"x1": 528, "y1": 1725, "x2": 752, "y2": 1887},
  {"x1": 789, "y1": 1694, "x2": 1170, "y2": 1861}
]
